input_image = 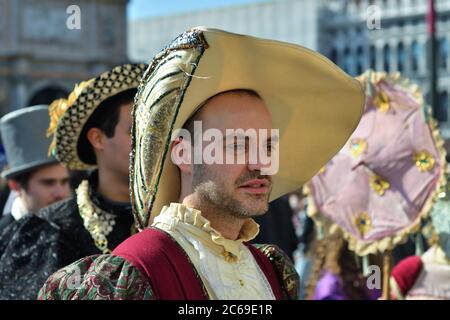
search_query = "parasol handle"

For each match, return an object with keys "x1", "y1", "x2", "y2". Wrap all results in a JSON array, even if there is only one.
[{"x1": 381, "y1": 250, "x2": 392, "y2": 300}]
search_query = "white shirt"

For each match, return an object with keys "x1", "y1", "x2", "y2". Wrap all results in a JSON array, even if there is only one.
[
  {"x1": 10, "y1": 196, "x2": 29, "y2": 221},
  {"x1": 152, "y1": 202, "x2": 276, "y2": 300}
]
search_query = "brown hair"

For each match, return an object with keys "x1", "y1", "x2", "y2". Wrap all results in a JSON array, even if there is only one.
[{"x1": 306, "y1": 229, "x2": 380, "y2": 300}]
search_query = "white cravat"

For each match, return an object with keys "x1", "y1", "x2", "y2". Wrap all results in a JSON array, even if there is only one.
[
  {"x1": 2, "y1": 190, "x2": 18, "y2": 216},
  {"x1": 10, "y1": 196, "x2": 30, "y2": 221}
]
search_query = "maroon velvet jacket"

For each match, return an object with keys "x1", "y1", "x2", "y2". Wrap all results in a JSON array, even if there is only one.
[{"x1": 112, "y1": 227, "x2": 285, "y2": 299}]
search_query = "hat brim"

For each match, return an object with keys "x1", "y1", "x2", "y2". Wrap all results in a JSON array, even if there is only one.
[
  {"x1": 54, "y1": 64, "x2": 147, "y2": 170},
  {"x1": 132, "y1": 27, "x2": 365, "y2": 228},
  {"x1": 2, "y1": 158, "x2": 59, "y2": 179}
]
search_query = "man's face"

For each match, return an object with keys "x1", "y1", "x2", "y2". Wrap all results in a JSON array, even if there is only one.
[
  {"x1": 102, "y1": 102, "x2": 133, "y2": 183},
  {"x1": 19, "y1": 163, "x2": 71, "y2": 213},
  {"x1": 190, "y1": 92, "x2": 275, "y2": 218}
]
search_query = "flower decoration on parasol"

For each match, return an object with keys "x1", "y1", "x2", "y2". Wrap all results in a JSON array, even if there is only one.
[{"x1": 305, "y1": 71, "x2": 447, "y2": 257}]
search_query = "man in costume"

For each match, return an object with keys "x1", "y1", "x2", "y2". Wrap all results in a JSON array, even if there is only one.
[
  {"x1": 390, "y1": 179, "x2": 450, "y2": 300},
  {"x1": 0, "y1": 105, "x2": 70, "y2": 233},
  {"x1": 0, "y1": 64, "x2": 146, "y2": 299},
  {"x1": 38, "y1": 27, "x2": 364, "y2": 300}
]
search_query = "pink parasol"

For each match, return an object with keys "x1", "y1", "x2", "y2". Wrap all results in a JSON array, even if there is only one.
[{"x1": 306, "y1": 71, "x2": 447, "y2": 257}]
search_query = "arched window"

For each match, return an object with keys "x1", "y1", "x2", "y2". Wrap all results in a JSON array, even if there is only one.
[
  {"x1": 439, "y1": 37, "x2": 449, "y2": 70},
  {"x1": 383, "y1": 44, "x2": 391, "y2": 72},
  {"x1": 411, "y1": 40, "x2": 421, "y2": 72},
  {"x1": 343, "y1": 47, "x2": 352, "y2": 74},
  {"x1": 356, "y1": 46, "x2": 364, "y2": 75},
  {"x1": 437, "y1": 91, "x2": 448, "y2": 122},
  {"x1": 397, "y1": 42, "x2": 405, "y2": 72},
  {"x1": 369, "y1": 45, "x2": 376, "y2": 70},
  {"x1": 329, "y1": 48, "x2": 338, "y2": 64}
]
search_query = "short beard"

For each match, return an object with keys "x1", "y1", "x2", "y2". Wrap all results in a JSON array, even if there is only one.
[{"x1": 192, "y1": 165, "x2": 271, "y2": 218}]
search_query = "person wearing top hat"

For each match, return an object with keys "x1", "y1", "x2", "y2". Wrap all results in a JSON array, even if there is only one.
[
  {"x1": 0, "y1": 142, "x2": 14, "y2": 218},
  {"x1": 38, "y1": 27, "x2": 364, "y2": 300},
  {"x1": 0, "y1": 64, "x2": 146, "y2": 299},
  {"x1": 0, "y1": 105, "x2": 71, "y2": 235}
]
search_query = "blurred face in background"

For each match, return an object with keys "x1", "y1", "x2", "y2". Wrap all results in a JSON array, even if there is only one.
[
  {"x1": 9, "y1": 163, "x2": 71, "y2": 213},
  {"x1": 99, "y1": 103, "x2": 133, "y2": 185}
]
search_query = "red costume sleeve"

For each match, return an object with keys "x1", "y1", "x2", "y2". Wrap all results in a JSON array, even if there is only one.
[{"x1": 112, "y1": 227, "x2": 209, "y2": 300}]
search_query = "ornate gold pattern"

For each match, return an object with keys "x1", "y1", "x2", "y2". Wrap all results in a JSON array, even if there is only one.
[
  {"x1": 76, "y1": 180, "x2": 116, "y2": 254},
  {"x1": 131, "y1": 41, "x2": 205, "y2": 230},
  {"x1": 54, "y1": 64, "x2": 146, "y2": 170},
  {"x1": 46, "y1": 79, "x2": 94, "y2": 156}
]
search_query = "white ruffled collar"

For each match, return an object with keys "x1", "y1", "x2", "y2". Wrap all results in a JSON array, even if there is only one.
[{"x1": 152, "y1": 202, "x2": 260, "y2": 261}]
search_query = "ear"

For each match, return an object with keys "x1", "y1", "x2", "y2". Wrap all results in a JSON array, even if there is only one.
[
  {"x1": 8, "y1": 179, "x2": 22, "y2": 192},
  {"x1": 86, "y1": 127, "x2": 105, "y2": 152},
  {"x1": 170, "y1": 137, "x2": 192, "y2": 175}
]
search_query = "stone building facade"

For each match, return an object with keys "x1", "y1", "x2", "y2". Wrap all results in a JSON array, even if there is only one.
[
  {"x1": 128, "y1": 0, "x2": 450, "y2": 138},
  {"x1": 0, "y1": 0, "x2": 128, "y2": 115}
]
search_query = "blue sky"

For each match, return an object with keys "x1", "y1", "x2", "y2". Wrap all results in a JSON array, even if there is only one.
[{"x1": 127, "y1": 0, "x2": 270, "y2": 20}]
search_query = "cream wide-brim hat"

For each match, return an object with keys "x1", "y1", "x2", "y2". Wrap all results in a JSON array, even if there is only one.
[{"x1": 131, "y1": 27, "x2": 365, "y2": 230}]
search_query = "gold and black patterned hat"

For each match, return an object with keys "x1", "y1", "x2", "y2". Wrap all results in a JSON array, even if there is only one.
[{"x1": 50, "y1": 63, "x2": 147, "y2": 170}]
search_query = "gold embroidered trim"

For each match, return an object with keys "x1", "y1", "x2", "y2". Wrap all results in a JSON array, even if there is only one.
[
  {"x1": 76, "y1": 180, "x2": 116, "y2": 254},
  {"x1": 46, "y1": 79, "x2": 94, "y2": 156}
]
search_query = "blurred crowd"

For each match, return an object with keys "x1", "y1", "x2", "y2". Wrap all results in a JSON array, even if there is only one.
[{"x1": 0, "y1": 27, "x2": 449, "y2": 301}]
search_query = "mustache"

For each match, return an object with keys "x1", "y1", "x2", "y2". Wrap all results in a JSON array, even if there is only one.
[{"x1": 235, "y1": 172, "x2": 272, "y2": 186}]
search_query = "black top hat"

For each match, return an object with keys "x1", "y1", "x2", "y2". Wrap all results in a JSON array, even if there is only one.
[{"x1": 1, "y1": 105, "x2": 59, "y2": 179}]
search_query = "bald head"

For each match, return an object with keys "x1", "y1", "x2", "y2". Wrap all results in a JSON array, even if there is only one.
[{"x1": 183, "y1": 90, "x2": 272, "y2": 142}]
